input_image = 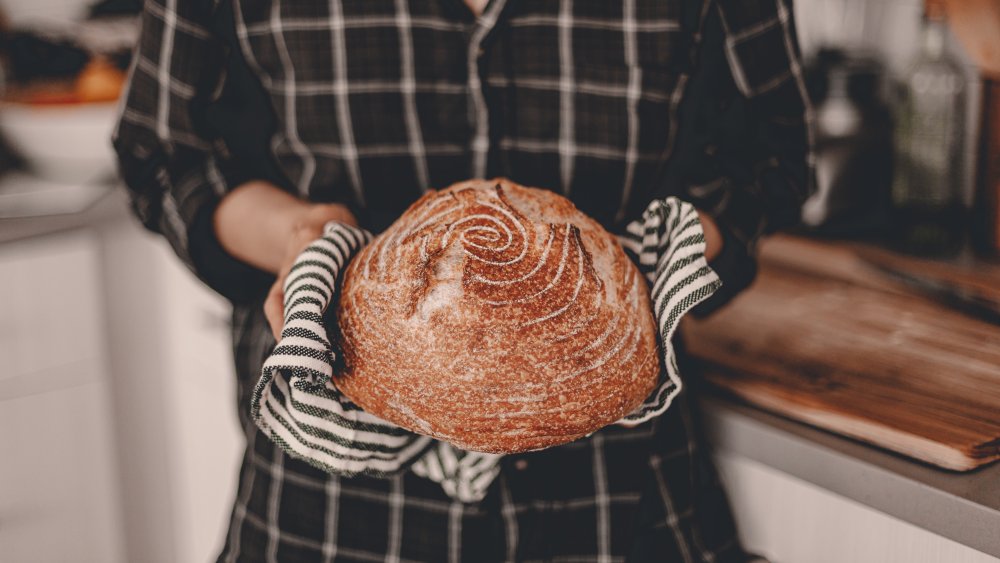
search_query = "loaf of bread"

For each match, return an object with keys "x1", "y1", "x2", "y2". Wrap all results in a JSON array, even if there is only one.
[{"x1": 334, "y1": 179, "x2": 660, "y2": 453}]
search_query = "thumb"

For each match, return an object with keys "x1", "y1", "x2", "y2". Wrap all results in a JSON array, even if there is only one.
[{"x1": 264, "y1": 281, "x2": 285, "y2": 340}]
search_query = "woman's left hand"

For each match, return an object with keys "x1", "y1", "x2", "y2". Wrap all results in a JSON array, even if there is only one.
[{"x1": 695, "y1": 210, "x2": 724, "y2": 262}]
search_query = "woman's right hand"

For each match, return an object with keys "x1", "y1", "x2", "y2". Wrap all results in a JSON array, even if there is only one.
[
  {"x1": 213, "y1": 180, "x2": 357, "y2": 339},
  {"x1": 262, "y1": 203, "x2": 356, "y2": 339}
]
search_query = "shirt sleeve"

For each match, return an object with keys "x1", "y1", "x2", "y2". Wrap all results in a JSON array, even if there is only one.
[
  {"x1": 112, "y1": 0, "x2": 274, "y2": 304},
  {"x1": 680, "y1": 0, "x2": 816, "y2": 315}
]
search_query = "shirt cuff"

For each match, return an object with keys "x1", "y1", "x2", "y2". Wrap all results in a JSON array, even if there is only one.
[
  {"x1": 690, "y1": 218, "x2": 757, "y2": 317},
  {"x1": 188, "y1": 199, "x2": 275, "y2": 304}
]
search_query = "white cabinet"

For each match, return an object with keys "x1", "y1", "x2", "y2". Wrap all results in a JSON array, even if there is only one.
[
  {"x1": 0, "y1": 381, "x2": 124, "y2": 563},
  {"x1": 99, "y1": 219, "x2": 243, "y2": 563},
  {"x1": 157, "y1": 237, "x2": 244, "y2": 563},
  {"x1": 0, "y1": 231, "x2": 104, "y2": 394},
  {"x1": 0, "y1": 217, "x2": 243, "y2": 563},
  {"x1": 714, "y1": 453, "x2": 999, "y2": 563},
  {"x1": 0, "y1": 231, "x2": 125, "y2": 563}
]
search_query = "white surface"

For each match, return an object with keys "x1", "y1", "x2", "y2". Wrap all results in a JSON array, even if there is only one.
[
  {"x1": 715, "y1": 453, "x2": 999, "y2": 563},
  {"x1": 0, "y1": 381, "x2": 126, "y2": 563},
  {"x1": 0, "y1": 214, "x2": 243, "y2": 563},
  {"x1": 0, "y1": 171, "x2": 112, "y2": 218},
  {"x1": 158, "y1": 239, "x2": 244, "y2": 563},
  {"x1": 99, "y1": 219, "x2": 243, "y2": 563},
  {"x1": 0, "y1": 0, "x2": 92, "y2": 26},
  {"x1": 0, "y1": 231, "x2": 124, "y2": 563},
  {"x1": 0, "y1": 102, "x2": 119, "y2": 184},
  {"x1": 99, "y1": 222, "x2": 181, "y2": 563},
  {"x1": 0, "y1": 231, "x2": 103, "y2": 387}
]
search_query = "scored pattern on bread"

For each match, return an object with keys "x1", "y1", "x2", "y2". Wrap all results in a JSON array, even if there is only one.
[
  {"x1": 335, "y1": 180, "x2": 662, "y2": 453},
  {"x1": 253, "y1": 224, "x2": 435, "y2": 476},
  {"x1": 251, "y1": 184, "x2": 721, "y2": 501}
]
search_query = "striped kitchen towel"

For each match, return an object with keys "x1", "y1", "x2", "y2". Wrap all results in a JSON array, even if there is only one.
[{"x1": 251, "y1": 196, "x2": 721, "y2": 502}]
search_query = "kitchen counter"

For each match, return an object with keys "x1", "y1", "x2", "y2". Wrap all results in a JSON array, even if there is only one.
[
  {"x1": 4, "y1": 176, "x2": 997, "y2": 557},
  {"x1": 0, "y1": 173, "x2": 128, "y2": 244},
  {"x1": 683, "y1": 235, "x2": 1000, "y2": 559},
  {"x1": 700, "y1": 394, "x2": 1000, "y2": 558}
]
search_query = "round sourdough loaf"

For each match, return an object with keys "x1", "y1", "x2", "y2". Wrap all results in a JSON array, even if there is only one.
[{"x1": 334, "y1": 179, "x2": 660, "y2": 453}]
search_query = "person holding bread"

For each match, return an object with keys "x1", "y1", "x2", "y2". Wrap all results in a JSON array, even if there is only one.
[{"x1": 113, "y1": 0, "x2": 812, "y2": 561}]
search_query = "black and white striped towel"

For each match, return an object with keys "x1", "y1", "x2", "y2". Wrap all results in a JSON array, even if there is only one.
[{"x1": 251, "y1": 197, "x2": 721, "y2": 502}]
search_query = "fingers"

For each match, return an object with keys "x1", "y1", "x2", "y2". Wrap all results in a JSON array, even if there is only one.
[
  {"x1": 265, "y1": 206, "x2": 353, "y2": 341},
  {"x1": 307, "y1": 202, "x2": 358, "y2": 228},
  {"x1": 266, "y1": 230, "x2": 315, "y2": 340},
  {"x1": 264, "y1": 280, "x2": 284, "y2": 340},
  {"x1": 265, "y1": 235, "x2": 317, "y2": 340}
]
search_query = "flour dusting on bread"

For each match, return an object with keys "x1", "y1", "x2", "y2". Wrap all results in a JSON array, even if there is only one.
[{"x1": 335, "y1": 179, "x2": 661, "y2": 453}]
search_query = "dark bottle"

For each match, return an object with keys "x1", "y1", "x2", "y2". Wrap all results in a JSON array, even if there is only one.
[
  {"x1": 892, "y1": 1, "x2": 967, "y2": 257},
  {"x1": 802, "y1": 53, "x2": 894, "y2": 238},
  {"x1": 971, "y1": 80, "x2": 1000, "y2": 257}
]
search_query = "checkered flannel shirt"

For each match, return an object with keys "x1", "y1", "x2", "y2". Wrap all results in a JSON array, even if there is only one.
[{"x1": 113, "y1": 0, "x2": 813, "y2": 561}]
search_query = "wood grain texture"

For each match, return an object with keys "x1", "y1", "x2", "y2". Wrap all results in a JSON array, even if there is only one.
[
  {"x1": 856, "y1": 242, "x2": 1000, "y2": 321},
  {"x1": 684, "y1": 235, "x2": 1000, "y2": 471}
]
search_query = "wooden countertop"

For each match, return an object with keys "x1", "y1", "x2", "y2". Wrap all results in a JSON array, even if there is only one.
[{"x1": 684, "y1": 235, "x2": 1000, "y2": 471}]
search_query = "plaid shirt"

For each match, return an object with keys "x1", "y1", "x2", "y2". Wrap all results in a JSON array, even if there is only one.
[{"x1": 113, "y1": 0, "x2": 812, "y2": 561}]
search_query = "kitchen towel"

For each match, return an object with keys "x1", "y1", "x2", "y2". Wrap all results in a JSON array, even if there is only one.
[{"x1": 251, "y1": 196, "x2": 721, "y2": 502}]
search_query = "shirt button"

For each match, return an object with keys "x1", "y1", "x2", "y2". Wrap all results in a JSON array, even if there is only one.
[
  {"x1": 477, "y1": 47, "x2": 485, "y2": 58},
  {"x1": 514, "y1": 459, "x2": 529, "y2": 471}
]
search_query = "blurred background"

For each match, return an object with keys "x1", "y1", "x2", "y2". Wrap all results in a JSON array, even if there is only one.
[{"x1": 0, "y1": 0, "x2": 997, "y2": 562}]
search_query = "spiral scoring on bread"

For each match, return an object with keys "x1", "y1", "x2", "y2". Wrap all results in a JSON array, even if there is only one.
[
  {"x1": 335, "y1": 180, "x2": 660, "y2": 453},
  {"x1": 358, "y1": 184, "x2": 611, "y2": 331}
]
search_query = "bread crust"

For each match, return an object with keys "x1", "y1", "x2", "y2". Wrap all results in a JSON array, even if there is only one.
[{"x1": 334, "y1": 179, "x2": 660, "y2": 453}]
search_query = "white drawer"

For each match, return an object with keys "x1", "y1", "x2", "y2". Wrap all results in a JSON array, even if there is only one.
[
  {"x1": 0, "y1": 230, "x2": 103, "y2": 386},
  {"x1": 0, "y1": 378, "x2": 125, "y2": 563}
]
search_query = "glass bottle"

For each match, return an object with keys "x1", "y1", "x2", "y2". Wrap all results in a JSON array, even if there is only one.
[
  {"x1": 803, "y1": 54, "x2": 893, "y2": 238},
  {"x1": 892, "y1": 1, "x2": 967, "y2": 256}
]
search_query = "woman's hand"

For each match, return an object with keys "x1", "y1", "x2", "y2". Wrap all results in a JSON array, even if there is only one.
[
  {"x1": 214, "y1": 180, "x2": 357, "y2": 339},
  {"x1": 262, "y1": 204, "x2": 357, "y2": 338},
  {"x1": 695, "y1": 209, "x2": 724, "y2": 262},
  {"x1": 619, "y1": 208, "x2": 722, "y2": 430}
]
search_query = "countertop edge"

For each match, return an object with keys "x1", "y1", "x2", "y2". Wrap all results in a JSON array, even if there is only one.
[
  {"x1": 699, "y1": 394, "x2": 1000, "y2": 558},
  {"x1": 0, "y1": 180, "x2": 130, "y2": 244}
]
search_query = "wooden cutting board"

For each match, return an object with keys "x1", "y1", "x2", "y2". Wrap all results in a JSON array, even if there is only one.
[{"x1": 683, "y1": 236, "x2": 1000, "y2": 471}]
